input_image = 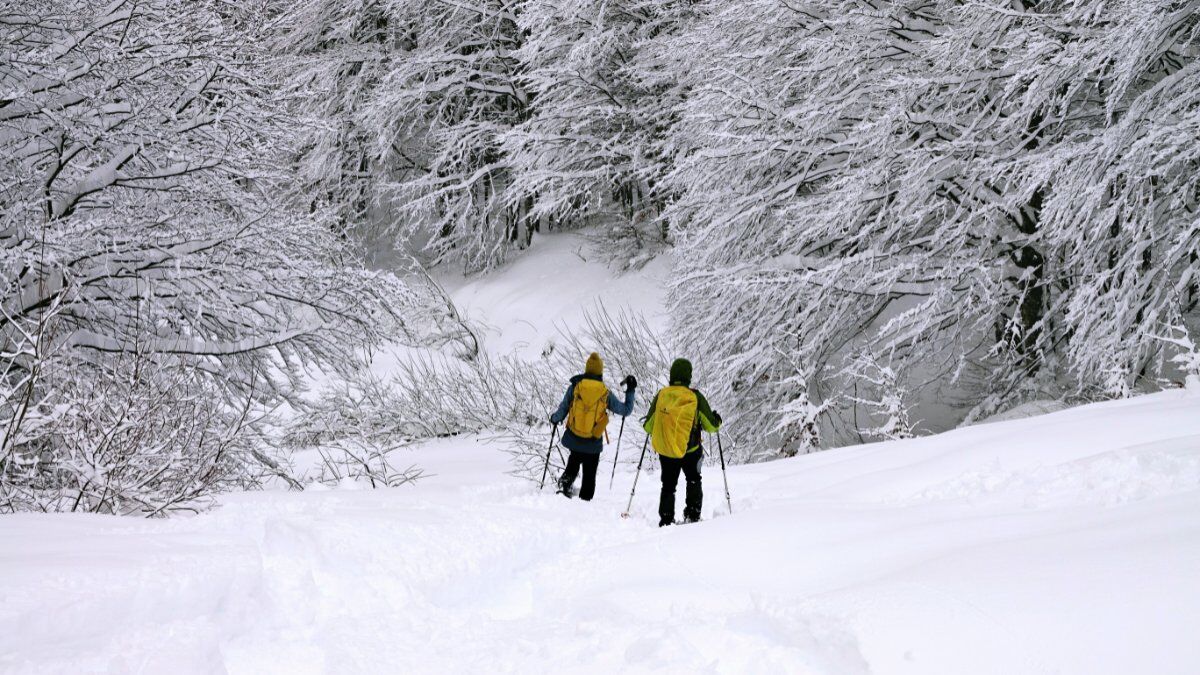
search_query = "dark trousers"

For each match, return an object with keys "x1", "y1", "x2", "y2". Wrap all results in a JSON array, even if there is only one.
[
  {"x1": 659, "y1": 450, "x2": 702, "y2": 525},
  {"x1": 560, "y1": 450, "x2": 601, "y2": 501}
]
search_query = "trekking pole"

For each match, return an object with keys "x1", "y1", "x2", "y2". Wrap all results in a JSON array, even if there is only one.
[
  {"x1": 539, "y1": 423, "x2": 559, "y2": 490},
  {"x1": 717, "y1": 430, "x2": 732, "y2": 514},
  {"x1": 609, "y1": 415, "x2": 626, "y2": 490},
  {"x1": 620, "y1": 435, "x2": 650, "y2": 518}
]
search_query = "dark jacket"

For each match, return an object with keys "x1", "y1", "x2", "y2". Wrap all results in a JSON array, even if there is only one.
[{"x1": 550, "y1": 374, "x2": 636, "y2": 454}]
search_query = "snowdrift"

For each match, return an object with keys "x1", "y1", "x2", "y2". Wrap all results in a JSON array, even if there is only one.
[{"x1": 3, "y1": 389, "x2": 1199, "y2": 674}]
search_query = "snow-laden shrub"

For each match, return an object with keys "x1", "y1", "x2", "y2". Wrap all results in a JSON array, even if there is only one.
[
  {"x1": 501, "y1": 304, "x2": 674, "y2": 481},
  {"x1": 291, "y1": 304, "x2": 673, "y2": 483},
  {"x1": 1155, "y1": 326, "x2": 1200, "y2": 392},
  {"x1": 846, "y1": 355, "x2": 916, "y2": 443},
  {"x1": 2, "y1": 347, "x2": 267, "y2": 515},
  {"x1": 314, "y1": 439, "x2": 424, "y2": 489}
]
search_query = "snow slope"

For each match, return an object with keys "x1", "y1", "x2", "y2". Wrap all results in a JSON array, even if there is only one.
[
  {"x1": 440, "y1": 232, "x2": 671, "y2": 359},
  {"x1": 364, "y1": 230, "x2": 671, "y2": 382},
  {"x1": 4, "y1": 234, "x2": 1199, "y2": 674},
  {"x1": 3, "y1": 389, "x2": 1199, "y2": 674}
]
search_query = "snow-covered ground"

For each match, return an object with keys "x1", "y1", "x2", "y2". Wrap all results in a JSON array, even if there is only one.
[
  {"x1": 4, "y1": 389, "x2": 1199, "y2": 674},
  {"x1": 4, "y1": 234, "x2": 1199, "y2": 674}
]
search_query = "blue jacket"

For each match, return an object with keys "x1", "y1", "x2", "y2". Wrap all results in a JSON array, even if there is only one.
[{"x1": 550, "y1": 374, "x2": 635, "y2": 454}]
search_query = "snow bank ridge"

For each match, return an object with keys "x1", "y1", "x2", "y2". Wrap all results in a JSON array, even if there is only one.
[{"x1": 907, "y1": 435, "x2": 1200, "y2": 508}]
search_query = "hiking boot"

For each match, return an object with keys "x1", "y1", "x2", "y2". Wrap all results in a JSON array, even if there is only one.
[{"x1": 658, "y1": 517, "x2": 674, "y2": 527}]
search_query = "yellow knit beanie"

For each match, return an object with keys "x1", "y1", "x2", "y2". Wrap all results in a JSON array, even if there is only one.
[{"x1": 584, "y1": 352, "x2": 603, "y2": 376}]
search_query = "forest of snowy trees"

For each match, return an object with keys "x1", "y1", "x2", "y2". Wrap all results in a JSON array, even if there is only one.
[{"x1": 2, "y1": 0, "x2": 1198, "y2": 513}]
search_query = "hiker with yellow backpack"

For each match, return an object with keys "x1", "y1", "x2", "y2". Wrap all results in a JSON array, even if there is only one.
[
  {"x1": 641, "y1": 358, "x2": 722, "y2": 526},
  {"x1": 548, "y1": 352, "x2": 636, "y2": 500}
]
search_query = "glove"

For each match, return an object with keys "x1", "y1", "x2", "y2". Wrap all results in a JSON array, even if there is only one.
[
  {"x1": 621, "y1": 375, "x2": 637, "y2": 391},
  {"x1": 712, "y1": 410, "x2": 723, "y2": 425},
  {"x1": 550, "y1": 413, "x2": 563, "y2": 425}
]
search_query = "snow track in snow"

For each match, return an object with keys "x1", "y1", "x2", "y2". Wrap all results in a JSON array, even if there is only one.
[{"x1": 0, "y1": 437, "x2": 866, "y2": 675}]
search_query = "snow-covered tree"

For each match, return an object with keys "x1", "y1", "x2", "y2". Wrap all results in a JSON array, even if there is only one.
[
  {"x1": 270, "y1": 0, "x2": 401, "y2": 237},
  {"x1": 504, "y1": 0, "x2": 691, "y2": 266},
  {"x1": 0, "y1": 0, "x2": 418, "y2": 514},
  {"x1": 215, "y1": 0, "x2": 1200, "y2": 462},
  {"x1": 270, "y1": 0, "x2": 699, "y2": 271},
  {"x1": 661, "y1": 0, "x2": 1200, "y2": 450},
  {"x1": 270, "y1": 0, "x2": 534, "y2": 271},
  {"x1": 1020, "y1": 1, "x2": 1200, "y2": 396},
  {"x1": 342, "y1": 0, "x2": 534, "y2": 271}
]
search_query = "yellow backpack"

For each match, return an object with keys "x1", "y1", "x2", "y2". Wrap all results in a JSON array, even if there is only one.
[
  {"x1": 650, "y1": 385, "x2": 698, "y2": 458},
  {"x1": 567, "y1": 378, "x2": 609, "y2": 440}
]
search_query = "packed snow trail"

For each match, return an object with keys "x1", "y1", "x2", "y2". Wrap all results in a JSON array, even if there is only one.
[
  {"x1": 0, "y1": 438, "x2": 864, "y2": 674},
  {"x1": 4, "y1": 389, "x2": 1200, "y2": 674}
]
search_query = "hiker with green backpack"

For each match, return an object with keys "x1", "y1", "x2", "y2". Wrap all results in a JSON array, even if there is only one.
[
  {"x1": 549, "y1": 352, "x2": 636, "y2": 500},
  {"x1": 642, "y1": 358, "x2": 722, "y2": 526}
]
